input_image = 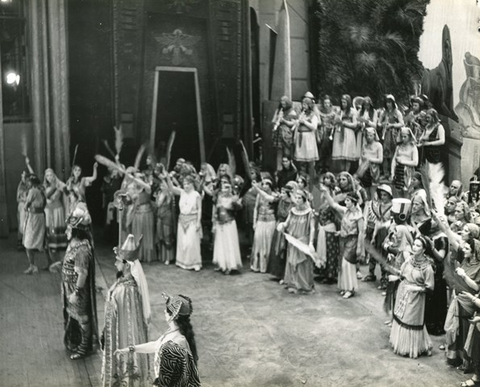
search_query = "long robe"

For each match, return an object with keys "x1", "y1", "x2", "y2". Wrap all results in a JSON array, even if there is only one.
[{"x1": 101, "y1": 275, "x2": 152, "y2": 386}]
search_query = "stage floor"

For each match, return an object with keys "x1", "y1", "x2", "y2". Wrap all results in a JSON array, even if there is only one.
[{"x1": 0, "y1": 232, "x2": 464, "y2": 387}]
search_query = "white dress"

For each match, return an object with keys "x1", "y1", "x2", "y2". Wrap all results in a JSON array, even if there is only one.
[{"x1": 175, "y1": 190, "x2": 202, "y2": 270}]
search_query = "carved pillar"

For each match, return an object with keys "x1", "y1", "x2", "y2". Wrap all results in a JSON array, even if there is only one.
[
  {"x1": 27, "y1": 0, "x2": 70, "y2": 179},
  {"x1": 28, "y1": 0, "x2": 47, "y2": 174},
  {"x1": 47, "y1": 0, "x2": 70, "y2": 177}
]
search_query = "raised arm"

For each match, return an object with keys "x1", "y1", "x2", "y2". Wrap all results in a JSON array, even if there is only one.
[
  {"x1": 252, "y1": 181, "x2": 276, "y2": 202},
  {"x1": 166, "y1": 173, "x2": 182, "y2": 196},
  {"x1": 83, "y1": 162, "x2": 98, "y2": 186},
  {"x1": 319, "y1": 185, "x2": 345, "y2": 215},
  {"x1": 25, "y1": 156, "x2": 35, "y2": 175}
]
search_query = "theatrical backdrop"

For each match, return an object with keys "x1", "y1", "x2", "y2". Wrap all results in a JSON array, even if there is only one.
[{"x1": 0, "y1": 0, "x2": 479, "y2": 236}]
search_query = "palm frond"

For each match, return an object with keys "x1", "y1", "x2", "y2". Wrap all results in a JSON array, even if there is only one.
[{"x1": 114, "y1": 125, "x2": 123, "y2": 156}]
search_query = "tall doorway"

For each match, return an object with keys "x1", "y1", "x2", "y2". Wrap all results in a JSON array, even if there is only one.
[{"x1": 150, "y1": 67, "x2": 205, "y2": 169}]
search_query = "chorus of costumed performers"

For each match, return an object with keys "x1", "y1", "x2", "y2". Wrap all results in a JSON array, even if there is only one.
[
  {"x1": 314, "y1": 172, "x2": 340, "y2": 284},
  {"x1": 64, "y1": 162, "x2": 98, "y2": 216},
  {"x1": 250, "y1": 177, "x2": 277, "y2": 273},
  {"x1": 381, "y1": 198, "x2": 413, "y2": 326},
  {"x1": 378, "y1": 94, "x2": 404, "y2": 178},
  {"x1": 16, "y1": 170, "x2": 29, "y2": 250},
  {"x1": 167, "y1": 173, "x2": 202, "y2": 272},
  {"x1": 22, "y1": 173, "x2": 48, "y2": 274},
  {"x1": 241, "y1": 166, "x2": 260, "y2": 250},
  {"x1": 358, "y1": 126, "x2": 383, "y2": 200},
  {"x1": 277, "y1": 188, "x2": 317, "y2": 294},
  {"x1": 404, "y1": 96, "x2": 425, "y2": 138},
  {"x1": 317, "y1": 95, "x2": 337, "y2": 174},
  {"x1": 424, "y1": 219, "x2": 449, "y2": 336},
  {"x1": 451, "y1": 201, "x2": 472, "y2": 235},
  {"x1": 321, "y1": 186, "x2": 365, "y2": 299},
  {"x1": 293, "y1": 92, "x2": 319, "y2": 175},
  {"x1": 212, "y1": 178, "x2": 243, "y2": 274},
  {"x1": 389, "y1": 236, "x2": 434, "y2": 358},
  {"x1": 154, "y1": 175, "x2": 176, "y2": 265},
  {"x1": 331, "y1": 94, "x2": 358, "y2": 173},
  {"x1": 271, "y1": 95, "x2": 297, "y2": 171},
  {"x1": 62, "y1": 205, "x2": 98, "y2": 360},
  {"x1": 25, "y1": 156, "x2": 68, "y2": 253},
  {"x1": 419, "y1": 108, "x2": 446, "y2": 165},
  {"x1": 391, "y1": 127, "x2": 419, "y2": 198},
  {"x1": 116, "y1": 293, "x2": 200, "y2": 387},
  {"x1": 439, "y1": 216, "x2": 480, "y2": 370},
  {"x1": 276, "y1": 155, "x2": 297, "y2": 190},
  {"x1": 363, "y1": 184, "x2": 393, "y2": 290},
  {"x1": 130, "y1": 173, "x2": 157, "y2": 263},
  {"x1": 267, "y1": 181, "x2": 297, "y2": 283}
]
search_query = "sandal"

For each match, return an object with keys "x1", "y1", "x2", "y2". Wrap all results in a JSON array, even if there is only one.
[
  {"x1": 70, "y1": 352, "x2": 86, "y2": 360},
  {"x1": 461, "y1": 379, "x2": 480, "y2": 387}
]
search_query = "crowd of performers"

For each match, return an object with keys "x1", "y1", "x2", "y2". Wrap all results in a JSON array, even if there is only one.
[{"x1": 14, "y1": 89, "x2": 480, "y2": 386}]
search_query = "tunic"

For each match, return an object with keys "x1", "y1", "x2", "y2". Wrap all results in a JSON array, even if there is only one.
[
  {"x1": 176, "y1": 190, "x2": 202, "y2": 270},
  {"x1": 332, "y1": 108, "x2": 358, "y2": 161},
  {"x1": 23, "y1": 186, "x2": 46, "y2": 251},
  {"x1": 283, "y1": 207, "x2": 315, "y2": 292},
  {"x1": 294, "y1": 112, "x2": 319, "y2": 162}
]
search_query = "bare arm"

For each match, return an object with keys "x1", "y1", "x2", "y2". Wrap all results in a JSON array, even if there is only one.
[
  {"x1": 425, "y1": 125, "x2": 445, "y2": 147},
  {"x1": 84, "y1": 162, "x2": 98, "y2": 186},
  {"x1": 25, "y1": 157, "x2": 35, "y2": 175},
  {"x1": 166, "y1": 174, "x2": 182, "y2": 196},
  {"x1": 300, "y1": 114, "x2": 319, "y2": 131},
  {"x1": 196, "y1": 194, "x2": 202, "y2": 229},
  {"x1": 321, "y1": 186, "x2": 346, "y2": 215},
  {"x1": 252, "y1": 182, "x2": 276, "y2": 202}
]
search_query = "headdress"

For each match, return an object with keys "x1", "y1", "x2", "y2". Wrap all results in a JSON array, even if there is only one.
[
  {"x1": 410, "y1": 96, "x2": 424, "y2": 106},
  {"x1": 66, "y1": 204, "x2": 92, "y2": 231},
  {"x1": 296, "y1": 189, "x2": 308, "y2": 201},
  {"x1": 114, "y1": 234, "x2": 143, "y2": 261},
  {"x1": 391, "y1": 198, "x2": 411, "y2": 221},
  {"x1": 385, "y1": 94, "x2": 397, "y2": 109},
  {"x1": 400, "y1": 127, "x2": 416, "y2": 144},
  {"x1": 163, "y1": 293, "x2": 193, "y2": 323},
  {"x1": 114, "y1": 235, "x2": 151, "y2": 322},
  {"x1": 345, "y1": 192, "x2": 359, "y2": 203},
  {"x1": 284, "y1": 181, "x2": 298, "y2": 193},
  {"x1": 365, "y1": 126, "x2": 380, "y2": 142},
  {"x1": 303, "y1": 91, "x2": 315, "y2": 101},
  {"x1": 376, "y1": 184, "x2": 393, "y2": 199}
]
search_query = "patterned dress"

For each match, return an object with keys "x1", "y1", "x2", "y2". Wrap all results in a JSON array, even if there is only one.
[
  {"x1": 390, "y1": 257, "x2": 434, "y2": 358},
  {"x1": 132, "y1": 191, "x2": 157, "y2": 263},
  {"x1": 250, "y1": 195, "x2": 276, "y2": 273},
  {"x1": 61, "y1": 239, "x2": 98, "y2": 355},
  {"x1": 101, "y1": 275, "x2": 152, "y2": 386},
  {"x1": 153, "y1": 330, "x2": 200, "y2": 387}
]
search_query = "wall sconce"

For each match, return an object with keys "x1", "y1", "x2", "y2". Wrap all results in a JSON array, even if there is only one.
[{"x1": 5, "y1": 71, "x2": 20, "y2": 86}]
